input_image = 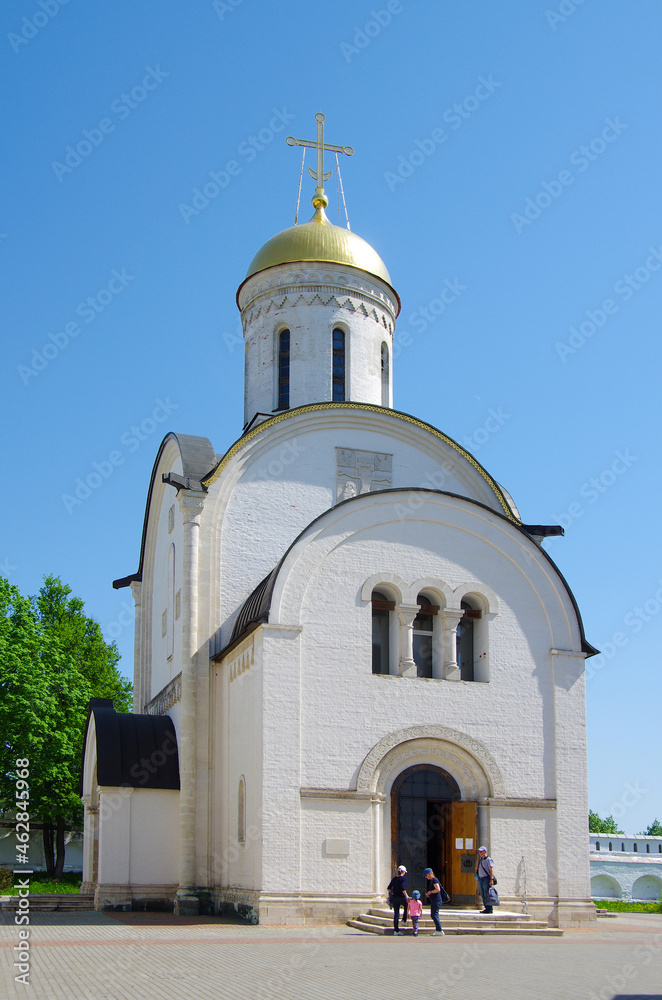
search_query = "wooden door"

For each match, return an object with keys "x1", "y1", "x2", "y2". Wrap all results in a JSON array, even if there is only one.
[{"x1": 446, "y1": 801, "x2": 478, "y2": 904}]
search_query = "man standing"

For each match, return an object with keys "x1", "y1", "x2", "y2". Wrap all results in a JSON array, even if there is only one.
[
  {"x1": 476, "y1": 846, "x2": 495, "y2": 914},
  {"x1": 423, "y1": 867, "x2": 444, "y2": 935}
]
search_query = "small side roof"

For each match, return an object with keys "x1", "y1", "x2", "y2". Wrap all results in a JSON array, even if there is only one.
[{"x1": 82, "y1": 699, "x2": 180, "y2": 789}]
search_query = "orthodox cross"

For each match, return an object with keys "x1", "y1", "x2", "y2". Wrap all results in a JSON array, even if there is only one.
[{"x1": 286, "y1": 112, "x2": 353, "y2": 203}]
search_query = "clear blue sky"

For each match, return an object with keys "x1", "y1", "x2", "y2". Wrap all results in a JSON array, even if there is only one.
[{"x1": 2, "y1": 0, "x2": 660, "y2": 835}]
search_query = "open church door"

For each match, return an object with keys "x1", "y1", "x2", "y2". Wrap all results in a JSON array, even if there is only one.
[{"x1": 446, "y1": 800, "x2": 478, "y2": 904}]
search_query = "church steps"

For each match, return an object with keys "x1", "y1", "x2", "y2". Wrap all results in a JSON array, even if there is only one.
[
  {"x1": 2, "y1": 893, "x2": 95, "y2": 912},
  {"x1": 349, "y1": 908, "x2": 562, "y2": 936}
]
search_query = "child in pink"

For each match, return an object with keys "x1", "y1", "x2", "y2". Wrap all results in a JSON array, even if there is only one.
[{"x1": 407, "y1": 891, "x2": 423, "y2": 935}]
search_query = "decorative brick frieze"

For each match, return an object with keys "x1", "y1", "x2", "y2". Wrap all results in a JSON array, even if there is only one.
[{"x1": 145, "y1": 672, "x2": 182, "y2": 715}]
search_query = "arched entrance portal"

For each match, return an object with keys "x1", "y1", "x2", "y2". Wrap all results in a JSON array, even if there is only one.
[{"x1": 392, "y1": 765, "x2": 477, "y2": 902}]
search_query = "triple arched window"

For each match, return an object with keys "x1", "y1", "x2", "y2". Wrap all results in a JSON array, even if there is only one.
[{"x1": 370, "y1": 586, "x2": 488, "y2": 681}]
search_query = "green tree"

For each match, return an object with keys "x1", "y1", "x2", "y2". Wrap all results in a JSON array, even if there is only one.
[
  {"x1": 638, "y1": 818, "x2": 662, "y2": 837},
  {"x1": 0, "y1": 576, "x2": 131, "y2": 877},
  {"x1": 589, "y1": 810, "x2": 624, "y2": 835}
]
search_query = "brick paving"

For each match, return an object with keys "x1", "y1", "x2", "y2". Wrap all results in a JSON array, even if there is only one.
[{"x1": 1, "y1": 908, "x2": 661, "y2": 1000}]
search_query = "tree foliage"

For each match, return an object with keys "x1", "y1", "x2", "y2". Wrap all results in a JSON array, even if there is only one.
[
  {"x1": 638, "y1": 818, "x2": 662, "y2": 837},
  {"x1": 589, "y1": 810, "x2": 624, "y2": 834},
  {"x1": 0, "y1": 575, "x2": 131, "y2": 876}
]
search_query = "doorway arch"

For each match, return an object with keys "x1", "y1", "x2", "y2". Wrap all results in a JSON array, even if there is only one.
[{"x1": 392, "y1": 764, "x2": 460, "y2": 896}]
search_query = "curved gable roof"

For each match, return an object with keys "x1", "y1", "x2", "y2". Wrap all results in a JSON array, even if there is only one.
[
  {"x1": 113, "y1": 432, "x2": 217, "y2": 589},
  {"x1": 201, "y1": 402, "x2": 520, "y2": 521},
  {"x1": 214, "y1": 487, "x2": 597, "y2": 661}
]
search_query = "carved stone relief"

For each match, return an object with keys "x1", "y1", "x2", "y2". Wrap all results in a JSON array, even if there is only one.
[{"x1": 336, "y1": 448, "x2": 392, "y2": 502}]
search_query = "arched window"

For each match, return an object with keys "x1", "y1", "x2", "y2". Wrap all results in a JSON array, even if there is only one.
[
  {"x1": 238, "y1": 776, "x2": 246, "y2": 843},
  {"x1": 456, "y1": 600, "x2": 480, "y2": 681},
  {"x1": 372, "y1": 589, "x2": 393, "y2": 674},
  {"x1": 277, "y1": 329, "x2": 290, "y2": 410},
  {"x1": 413, "y1": 593, "x2": 437, "y2": 678},
  {"x1": 381, "y1": 342, "x2": 389, "y2": 407},
  {"x1": 332, "y1": 328, "x2": 345, "y2": 401}
]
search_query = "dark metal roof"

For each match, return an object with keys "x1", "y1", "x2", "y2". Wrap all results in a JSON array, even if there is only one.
[
  {"x1": 82, "y1": 699, "x2": 180, "y2": 789},
  {"x1": 113, "y1": 432, "x2": 217, "y2": 589}
]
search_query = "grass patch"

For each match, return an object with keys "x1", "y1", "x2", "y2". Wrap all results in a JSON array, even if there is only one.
[
  {"x1": 21, "y1": 872, "x2": 83, "y2": 895},
  {"x1": 594, "y1": 898, "x2": 662, "y2": 913}
]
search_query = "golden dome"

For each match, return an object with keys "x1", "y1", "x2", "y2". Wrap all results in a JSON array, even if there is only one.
[{"x1": 242, "y1": 205, "x2": 393, "y2": 288}]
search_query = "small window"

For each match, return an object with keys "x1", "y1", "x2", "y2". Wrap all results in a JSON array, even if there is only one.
[
  {"x1": 372, "y1": 589, "x2": 393, "y2": 674},
  {"x1": 647, "y1": 844, "x2": 650, "y2": 853},
  {"x1": 608, "y1": 842, "x2": 612, "y2": 851},
  {"x1": 634, "y1": 843, "x2": 638, "y2": 852},
  {"x1": 332, "y1": 328, "x2": 345, "y2": 401},
  {"x1": 596, "y1": 841, "x2": 600, "y2": 851},
  {"x1": 413, "y1": 593, "x2": 436, "y2": 678},
  {"x1": 277, "y1": 330, "x2": 290, "y2": 410}
]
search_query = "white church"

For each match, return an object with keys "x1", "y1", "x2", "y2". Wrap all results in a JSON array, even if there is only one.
[{"x1": 82, "y1": 114, "x2": 597, "y2": 928}]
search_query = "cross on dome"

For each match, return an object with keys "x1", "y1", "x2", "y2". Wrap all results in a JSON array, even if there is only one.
[{"x1": 286, "y1": 112, "x2": 354, "y2": 208}]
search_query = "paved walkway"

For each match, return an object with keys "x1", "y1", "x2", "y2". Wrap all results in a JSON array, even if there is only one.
[{"x1": 1, "y1": 908, "x2": 661, "y2": 1000}]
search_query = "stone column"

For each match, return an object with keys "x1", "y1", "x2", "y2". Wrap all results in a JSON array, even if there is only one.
[
  {"x1": 441, "y1": 609, "x2": 464, "y2": 680},
  {"x1": 80, "y1": 799, "x2": 98, "y2": 894},
  {"x1": 174, "y1": 491, "x2": 205, "y2": 916},
  {"x1": 398, "y1": 606, "x2": 418, "y2": 677}
]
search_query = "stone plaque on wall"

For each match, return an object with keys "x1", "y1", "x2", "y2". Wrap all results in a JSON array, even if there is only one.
[{"x1": 336, "y1": 448, "x2": 392, "y2": 502}]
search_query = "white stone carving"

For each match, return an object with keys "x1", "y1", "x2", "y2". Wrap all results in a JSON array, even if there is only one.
[
  {"x1": 356, "y1": 725, "x2": 506, "y2": 796},
  {"x1": 336, "y1": 448, "x2": 392, "y2": 501}
]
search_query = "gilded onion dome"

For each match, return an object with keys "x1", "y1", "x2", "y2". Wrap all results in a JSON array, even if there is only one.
[{"x1": 243, "y1": 204, "x2": 393, "y2": 288}]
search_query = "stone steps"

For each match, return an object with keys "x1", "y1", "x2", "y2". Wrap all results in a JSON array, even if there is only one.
[
  {"x1": 348, "y1": 907, "x2": 563, "y2": 937},
  {"x1": 2, "y1": 893, "x2": 95, "y2": 912}
]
